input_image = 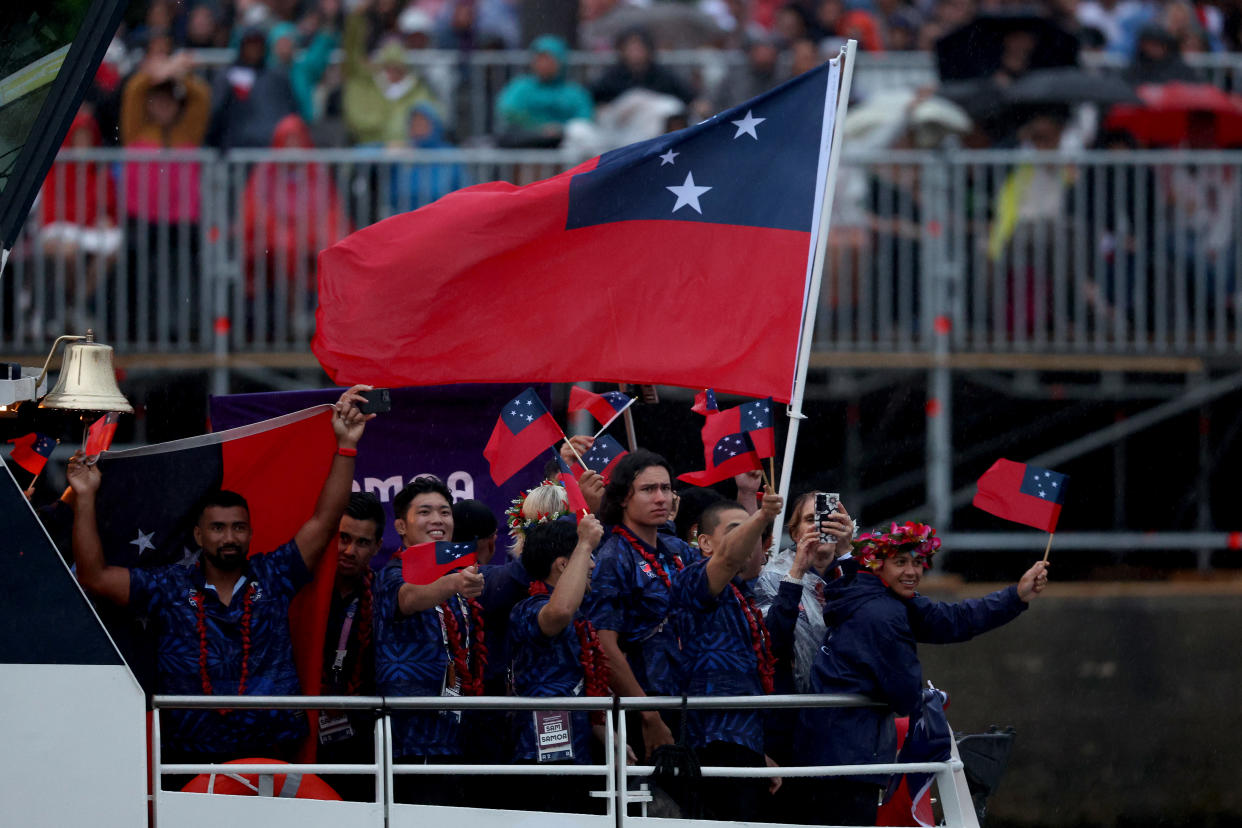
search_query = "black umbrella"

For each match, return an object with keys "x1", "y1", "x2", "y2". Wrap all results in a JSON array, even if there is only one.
[
  {"x1": 1003, "y1": 68, "x2": 1142, "y2": 106},
  {"x1": 935, "y1": 9, "x2": 1080, "y2": 82}
]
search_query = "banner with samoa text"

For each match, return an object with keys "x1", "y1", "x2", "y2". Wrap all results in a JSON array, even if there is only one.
[{"x1": 209, "y1": 384, "x2": 554, "y2": 566}]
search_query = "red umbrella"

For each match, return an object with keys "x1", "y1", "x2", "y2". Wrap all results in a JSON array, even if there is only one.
[{"x1": 1105, "y1": 82, "x2": 1242, "y2": 147}]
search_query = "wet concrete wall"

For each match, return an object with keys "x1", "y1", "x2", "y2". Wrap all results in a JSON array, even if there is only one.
[{"x1": 916, "y1": 580, "x2": 1242, "y2": 827}]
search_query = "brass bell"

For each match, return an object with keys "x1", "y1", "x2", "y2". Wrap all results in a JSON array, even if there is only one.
[{"x1": 38, "y1": 330, "x2": 134, "y2": 414}]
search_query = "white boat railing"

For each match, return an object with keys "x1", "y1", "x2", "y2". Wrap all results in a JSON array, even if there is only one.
[{"x1": 151, "y1": 692, "x2": 980, "y2": 828}]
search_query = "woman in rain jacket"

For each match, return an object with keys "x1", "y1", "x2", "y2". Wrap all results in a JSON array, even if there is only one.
[{"x1": 794, "y1": 522, "x2": 1049, "y2": 826}]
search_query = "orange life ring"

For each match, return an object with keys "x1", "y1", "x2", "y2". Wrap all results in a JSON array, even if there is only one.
[{"x1": 180, "y1": 757, "x2": 342, "y2": 800}]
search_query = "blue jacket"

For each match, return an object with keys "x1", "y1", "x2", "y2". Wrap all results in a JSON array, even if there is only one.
[{"x1": 795, "y1": 568, "x2": 1026, "y2": 784}]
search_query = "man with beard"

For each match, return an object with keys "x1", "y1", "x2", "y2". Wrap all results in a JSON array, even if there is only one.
[
  {"x1": 67, "y1": 386, "x2": 372, "y2": 768},
  {"x1": 317, "y1": 492, "x2": 385, "y2": 800}
]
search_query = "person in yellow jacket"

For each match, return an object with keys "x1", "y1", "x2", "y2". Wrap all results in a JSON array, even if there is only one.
[{"x1": 342, "y1": 0, "x2": 440, "y2": 146}]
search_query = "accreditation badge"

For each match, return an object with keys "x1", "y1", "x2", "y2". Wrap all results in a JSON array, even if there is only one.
[
  {"x1": 533, "y1": 710, "x2": 574, "y2": 763},
  {"x1": 318, "y1": 712, "x2": 354, "y2": 744}
]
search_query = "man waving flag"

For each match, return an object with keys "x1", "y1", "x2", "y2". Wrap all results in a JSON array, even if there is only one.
[{"x1": 315, "y1": 58, "x2": 846, "y2": 404}]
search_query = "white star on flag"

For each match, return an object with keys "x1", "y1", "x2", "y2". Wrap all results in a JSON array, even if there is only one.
[
  {"x1": 1037, "y1": 490, "x2": 1047, "y2": 498},
  {"x1": 666, "y1": 172, "x2": 712, "y2": 214},
  {"x1": 730, "y1": 110, "x2": 765, "y2": 140},
  {"x1": 659, "y1": 149, "x2": 678, "y2": 166},
  {"x1": 179, "y1": 547, "x2": 199, "y2": 567},
  {"x1": 130, "y1": 529, "x2": 156, "y2": 556},
  {"x1": 525, "y1": 414, "x2": 534, "y2": 422}
]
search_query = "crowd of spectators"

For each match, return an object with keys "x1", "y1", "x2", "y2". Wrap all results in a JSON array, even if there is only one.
[{"x1": 69, "y1": 0, "x2": 1242, "y2": 156}]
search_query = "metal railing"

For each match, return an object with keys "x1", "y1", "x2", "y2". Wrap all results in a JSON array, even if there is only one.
[
  {"x1": 171, "y1": 49, "x2": 1242, "y2": 139},
  {"x1": 6, "y1": 147, "x2": 1241, "y2": 364},
  {"x1": 151, "y1": 693, "x2": 977, "y2": 828}
]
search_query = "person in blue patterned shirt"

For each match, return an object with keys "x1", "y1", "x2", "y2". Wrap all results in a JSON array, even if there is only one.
[
  {"x1": 506, "y1": 514, "x2": 607, "y2": 812},
  {"x1": 673, "y1": 494, "x2": 784, "y2": 820},
  {"x1": 67, "y1": 385, "x2": 374, "y2": 768},
  {"x1": 373, "y1": 475, "x2": 485, "y2": 805},
  {"x1": 585, "y1": 448, "x2": 697, "y2": 760}
]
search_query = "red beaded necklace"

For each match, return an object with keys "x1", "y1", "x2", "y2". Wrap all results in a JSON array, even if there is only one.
[
  {"x1": 613, "y1": 524, "x2": 684, "y2": 588},
  {"x1": 528, "y1": 580, "x2": 610, "y2": 722},
  {"x1": 729, "y1": 583, "x2": 775, "y2": 695},
  {"x1": 190, "y1": 581, "x2": 256, "y2": 699},
  {"x1": 440, "y1": 595, "x2": 487, "y2": 696}
]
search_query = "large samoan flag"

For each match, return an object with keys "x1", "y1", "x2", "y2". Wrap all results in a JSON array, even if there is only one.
[
  {"x1": 91, "y1": 407, "x2": 341, "y2": 723},
  {"x1": 972, "y1": 458, "x2": 1069, "y2": 533},
  {"x1": 314, "y1": 59, "x2": 844, "y2": 403}
]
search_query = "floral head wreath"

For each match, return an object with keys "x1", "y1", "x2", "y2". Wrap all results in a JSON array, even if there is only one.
[
  {"x1": 505, "y1": 483, "x2": 571, "y2": 540},
  {"x1": 851, "y1": 521, "x2": 941, "y2": 571}
]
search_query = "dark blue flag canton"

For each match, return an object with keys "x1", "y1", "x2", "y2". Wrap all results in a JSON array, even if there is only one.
[
  {"x1": 501, "y1": 388, "x2": 550, "y2": 435},
  {"x1": 702, "y1": 389, "x2": 718, "y2": 411},
  {"x1": 713, "y1": 432, "x2": 755, "y2": 464},
  {"x1": 740, "y1": 399, "x2": 772, "y2": 430},
  {"x1": 555, "y1": 454, "x2": 573, "y2": 474},
  {"x1": 1019, "y1": 465, "x2": 1068, "y2": 504},
  {"x1": 583, "y1": 435, "x2": 626, "y2": 471},
  {"x1": 32, "y1": 435, "x2": 57, "y2": 457},
  {"x1": 600, "y1": 391, "x2": 631, "y2": 412},
  {"x1": 566, "y1": 63, "x2": 834, "y2": 232},
  {"x1": 435, "y1": 541, "x2": 477, "y2": 566}
]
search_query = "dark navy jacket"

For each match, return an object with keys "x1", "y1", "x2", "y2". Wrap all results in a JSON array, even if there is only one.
[{"x1": 795, "y1": 568, "x2": 1026, "y2": 784}]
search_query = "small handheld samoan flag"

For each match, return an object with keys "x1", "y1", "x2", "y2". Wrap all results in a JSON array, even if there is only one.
[
  {"x1": 581, "y1": 434, "x2": 628, "y2": 483},
  {"x1": 83, "y1": 412, "x2": 121, "y2": 461},
  {"x1": 483, "y1": 387, "x2": 565, "y2": 485},
  {"x1": 972, "y1": 458, "x2": 1069, "y2": 533},
  {"x1": 568, "y1": 386, "x2": 634, "y2": 431},
  {"x1": 678, "y1": 413, "x2": 762, "y2": 487},
  {"x1": 401, "y1": 540, "x2": 478, "y2": 585},
  {"x1": 691, "y1": 389, "x2": 719, "y2": 416},
  {"x1": 553, "y1": 452, "x2": 590, "y2": 516},
  {"x1": 738, "y1": 397, "x2": 775, "y2": 458},
  {"x1": 8, "y1": 433, "x2": 56, "y2": 476}
]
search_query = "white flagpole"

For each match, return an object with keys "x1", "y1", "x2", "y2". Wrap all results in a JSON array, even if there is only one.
[{"x1": 772, "y1": 41, "x2": 857, "y2": 550}]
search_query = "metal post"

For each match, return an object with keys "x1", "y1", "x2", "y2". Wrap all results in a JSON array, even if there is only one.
[
  {"x1": 1197, "y1": 383, "x2": 1212, "y2": 573},
  {"x1": 210, "y1": 159, "x2": 230, "y2": 398}
]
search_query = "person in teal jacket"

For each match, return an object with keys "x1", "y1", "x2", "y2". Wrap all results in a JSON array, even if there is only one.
[
  {"x1": 267, "y1": 22, "x2": 338, "y2": 125},
  {"x1": 495, "y1": 34, "x2": 593, "y2": 145}
]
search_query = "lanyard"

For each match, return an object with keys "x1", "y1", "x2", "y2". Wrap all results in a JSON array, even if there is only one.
[{"x1": 331, "y1": 598, "x2": 359, "y2": 677}]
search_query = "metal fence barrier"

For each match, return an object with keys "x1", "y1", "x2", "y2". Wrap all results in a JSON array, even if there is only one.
[
  {"x1": 7, "y1": 147, "x2": 1241, "y2": 363},
  {"x1": 172, "y1": 49, "x2": 1242, "y2": 139},
  {"x1": 151, "y1": 693, "x2": 978, "y2": 828}
]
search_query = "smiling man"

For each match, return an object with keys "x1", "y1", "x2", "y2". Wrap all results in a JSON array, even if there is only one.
[
  {"x1": 373, "y1": 475, "x2": 485, "y2": 806},
  {"x1": 794, "y1": 522, "x2": 1049, "y2": 826}
]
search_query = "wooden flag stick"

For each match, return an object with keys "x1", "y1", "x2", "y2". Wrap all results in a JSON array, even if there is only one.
[
  {"x1": 1042, "y1": 532, "x2": 1054, "y2": 564},
  {"x1": 767, "y1": 457, "x2": 777, "y2": 493},
  {"x1": 759, "y1": 462, "x2": 774, "y2": 492},
  {"x1": 563, "y1": 437, "x2": 588, "y2": 468}
]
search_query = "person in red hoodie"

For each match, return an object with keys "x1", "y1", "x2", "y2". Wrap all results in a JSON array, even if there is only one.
[
  {"x1": 40, "y1": 110, "x2": 121, "y2": 282},
  {"x1": 240, "y1": 114, "x2": 349, "y2": 341}
]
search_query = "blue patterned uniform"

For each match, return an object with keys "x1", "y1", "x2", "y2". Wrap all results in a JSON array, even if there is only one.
[
  {"x1": 672, "y1": 559, "x2": 766, "y2": 755},
  {"x1": 584, "y1": 527, "x2": 695, "y2": 696},
  {"x1": 373, "y1": 557, "x2": 472, "y2": 758},
  {"x1": 129, "y1": 540, "x2": 311, "y2": 756},
  {"x1": 508, "y1": 593, "x2": 593, "y2": 763}
]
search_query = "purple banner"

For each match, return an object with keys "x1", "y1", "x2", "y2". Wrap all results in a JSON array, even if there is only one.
[{"x1": 209, "y1": 384, "x2": 556, "y2": 565}]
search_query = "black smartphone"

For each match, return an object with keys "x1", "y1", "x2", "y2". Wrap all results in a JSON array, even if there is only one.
[
  {"x1": 358, "y1": 388, "x2": 392, "y2": 415},
  {"x1": 814, "y1": 492, "x2": 841, "y2": 542}
]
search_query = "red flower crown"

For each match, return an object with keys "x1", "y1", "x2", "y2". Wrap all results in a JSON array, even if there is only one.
[{"x1": 851, "y1": 521, "x2": 941, "y2": 571}]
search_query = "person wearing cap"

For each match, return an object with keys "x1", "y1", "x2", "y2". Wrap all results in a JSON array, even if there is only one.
[
  {"x1": 793, "y1": 522, "x2": 1049, "y2": 826},
  {"x1": 495, "y1": 34, "x2": 593, "y2": 145},
  {"x1": 343, "y1": 0, "x2": 439, "y2": 145}
]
